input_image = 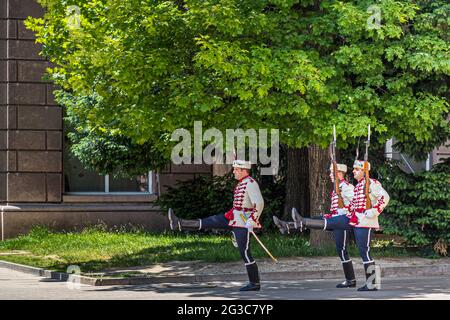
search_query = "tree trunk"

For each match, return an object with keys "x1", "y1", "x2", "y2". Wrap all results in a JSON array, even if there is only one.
[
  {"x1": 212, "y1": 163, "x2": 231, "y2": 177},
  {"x1": 283, "y1": 147, "x2": 309, "y2": 220},
  {"x1": 308, "y1": 144, "x2": 334, "y2": 248}
]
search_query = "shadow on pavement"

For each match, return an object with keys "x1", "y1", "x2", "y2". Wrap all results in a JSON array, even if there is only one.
[{"x1": 90, "y1": 277, "x2": 450, "y2": 300}]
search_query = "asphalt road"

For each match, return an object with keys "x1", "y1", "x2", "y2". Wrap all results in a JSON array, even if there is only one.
[{"x1": 0, "y1": 266, "x2": 449, "y2": 300}]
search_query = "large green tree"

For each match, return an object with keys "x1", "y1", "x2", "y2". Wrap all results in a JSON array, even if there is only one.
[
  {"x1": 29, "y1": 0, "x2": 449, "y2": 144},
  {"x1": 28, "y1": 0, "x2": 449, "y2": 245}
]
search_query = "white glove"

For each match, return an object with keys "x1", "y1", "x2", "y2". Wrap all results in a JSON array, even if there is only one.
[
  {"x1": 245, "y1": 219, "x2": 256, "y2": 232},
  {"x1": 337, "y1": 208, "x2": 346, "y2": 216}
]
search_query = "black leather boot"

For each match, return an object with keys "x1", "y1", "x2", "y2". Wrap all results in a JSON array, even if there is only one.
[
  {"x1": 240, "y1": 263, "x2": 261, "y2": 291},
  {"x1": 272, "y1": 216, "x2": 297, "y2": 235},
  {"x1": 357, "y1": 262, "x2": 378, "y2": 291},
  {"x1": 168, "y1": 208, "x2": 201, "y2": 231},
  {"x1": 291, "y1": 207, "x2": 326, "y2": 231},
  {"x1": 336, "y1": 261, "x2": 356, "y2": 288}
]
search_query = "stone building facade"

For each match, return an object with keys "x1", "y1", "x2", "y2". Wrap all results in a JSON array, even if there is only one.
[
  {"x1": 1, "y1": 0, "x2": 62, "y2": 204},
  {"x1": 0, "y1": 0, "x2": 214, "y2": 239}
]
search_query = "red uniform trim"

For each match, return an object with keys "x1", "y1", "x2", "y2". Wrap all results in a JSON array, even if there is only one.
[{"x1": 238, "y1": 175, "x2": 250, "y2": 182}]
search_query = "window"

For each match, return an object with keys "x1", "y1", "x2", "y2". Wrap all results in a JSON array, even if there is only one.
[
  {"x1": 63, "y1": 143, "x2": 153, "y2": 194},
  {"x1": 385, "y1": 138, "x2": 429, "y2": 173}
]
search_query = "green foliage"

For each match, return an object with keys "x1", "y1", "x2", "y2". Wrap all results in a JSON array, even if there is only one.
[
  {"x1": 0, "y1": 226, "x2": 414, "y2": 272},
  {"x1": 339, "y1": 133, "x2": 389, "y2": 184},
  {"x1": 61, "y1": 90, "x2": 169, "y2": 177},
  {"x1": 25, "y1": 0, "x2": 449, "y2": 165},
  {"x1": 157, "y1": 171, "x2": 285, "y2": 230},
  {"x1": 66, "y1": 124, "x2": 168, "y2": 178},
  {"x1": 393, "y1": 126, "x2": 450, "y2": 161},
  {"x1": 378, "y1": 158, "x2": 450, "y2": 256},
  {"x1": 157, "y1": 174, "x2": 236, "y2": 221}
]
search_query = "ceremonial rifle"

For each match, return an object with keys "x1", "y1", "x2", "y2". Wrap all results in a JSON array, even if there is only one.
[
  {"x1": 330, "y1": 125, "x2": 344, "y2": 208},
  {"x1": 364, "y1": 125, "x2": 372, "y2": 209}
]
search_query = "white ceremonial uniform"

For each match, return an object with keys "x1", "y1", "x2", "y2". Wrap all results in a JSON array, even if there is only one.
[
  {"x1": 348, "y1": 178, "x2": 390, "y2": 229},
  {"x1": 225, "y1": 176, "x2": 264, "y2": 229},
  {"x1": 325, "y1": 179, "x2": 355, "y2": 219}
]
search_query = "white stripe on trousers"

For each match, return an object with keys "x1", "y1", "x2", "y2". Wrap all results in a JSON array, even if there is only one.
[
  {"x1": 341, "y1": 230, "x2": 347, "y2": 262},
  {"x1": 244, "y1": 229, "x2": 252, "y2": 265},
  {"x1": 366, "y1": 228, "x2": 372, "y2": 262}
]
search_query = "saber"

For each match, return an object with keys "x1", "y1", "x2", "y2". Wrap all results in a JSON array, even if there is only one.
[{"x1": 240, "y1": 213, "x2": 278, "y2": 263}]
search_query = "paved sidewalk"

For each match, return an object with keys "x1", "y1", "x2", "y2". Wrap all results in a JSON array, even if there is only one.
[
  {"x1": 1, "y1": 256, "x2": 449, "y2": 286},
  {"x1": 91, "y1": 256, "x2": 450, "y2": 284},
  {"x1": 99, "y1": 256, "x2": 450, "y2": 276},
  {"x1": 1, "y1": 266, "x2": 449, "y2": 300}
]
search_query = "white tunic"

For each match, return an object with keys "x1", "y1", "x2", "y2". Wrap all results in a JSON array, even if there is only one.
[
  {"x1": 348, "y1": 178, "x2": 390, "y2": 229},
  {"x1": 325, "y1": 179, "x2": 355, "y2": 219},
  {"x1": 225, "y1": 176, "x2": 264, "y2": 228}
]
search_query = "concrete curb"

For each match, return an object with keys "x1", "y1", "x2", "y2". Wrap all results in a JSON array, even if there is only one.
[
  {"x1": 0, "y1": 260, "x2": 98, "y2": 285},
  {"x1": 1, "y1": 259, "x2": 449, "y2": 286}
]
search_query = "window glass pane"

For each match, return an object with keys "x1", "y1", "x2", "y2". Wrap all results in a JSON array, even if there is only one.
[
  {"x1": 63, "y1": 130, "x2": 150, "y2": 193},
  {"x1": 64, "y1": 144, "x2": 105, "y2": 192},
  {"x1": 110, "y1": 174, "x2": 149, "y2": 192}
]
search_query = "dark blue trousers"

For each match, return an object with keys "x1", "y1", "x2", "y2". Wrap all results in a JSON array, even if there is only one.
[
  {"x1": 201, "y1": 214, "x2": 255, "y2": 265},
  {"x1": 325, "y1": 215, "x2": 374, "y2": 264}
]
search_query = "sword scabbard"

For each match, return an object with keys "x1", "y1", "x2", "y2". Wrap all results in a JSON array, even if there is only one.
[{"x1": 239, "y1": 213, "x2": 278, "y2": 263}]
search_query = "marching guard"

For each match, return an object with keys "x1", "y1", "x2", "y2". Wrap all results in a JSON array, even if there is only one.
[
  {"x1": 273, "y1": 162, "x2": 356, "y2": 288},
  {"x1": 275, "y1": 125, "x2": 390, "y2": 291},
  {"x1": 168, "y1": 160, "x2": 264, "y2": 291},
  {"x1": 289, "y1": 160, "x2": 390, "y2": 291}
]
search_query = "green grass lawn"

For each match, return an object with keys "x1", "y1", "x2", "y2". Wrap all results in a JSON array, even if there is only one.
[{"x1": 0, "y1": 226, "x2": 416, "y2": 273}]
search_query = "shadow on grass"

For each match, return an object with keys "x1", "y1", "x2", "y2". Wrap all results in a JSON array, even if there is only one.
[
  {"x1": 0, "y1": 229, "x2": 417, "y2": 274},
  {"x1": 41, "y1": 238, "x2": 244, "y2": 273},
  {"x1": 47, "y1": 241, "x2": 414, "y2": 274}
]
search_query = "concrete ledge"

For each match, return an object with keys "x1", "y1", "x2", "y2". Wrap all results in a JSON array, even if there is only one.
[
  {"x1": 1, "y1": 203, "x2": 160, "y2": 212},
  {"x1": 0, "y1": 203, "x2": 168, "y2": 239},
  {"x1": 63, "y1": 194, "x2": 158, "y2": 203},
  {"x1": 1, "y1": 260, "x2": 449, "y2": 287}
]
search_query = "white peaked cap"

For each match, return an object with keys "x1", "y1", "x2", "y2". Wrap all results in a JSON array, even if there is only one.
[
  {"x1": 232, "y1": 160, "x2": 252, "y2": 169},
  {"x1": 329, "y1": 163, "x2": 348, "y2": 173}
]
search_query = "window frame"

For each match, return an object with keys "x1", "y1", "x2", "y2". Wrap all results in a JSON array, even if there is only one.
[{"x1": 64, "y1": 171, "x2": 155, "y2": 195}]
